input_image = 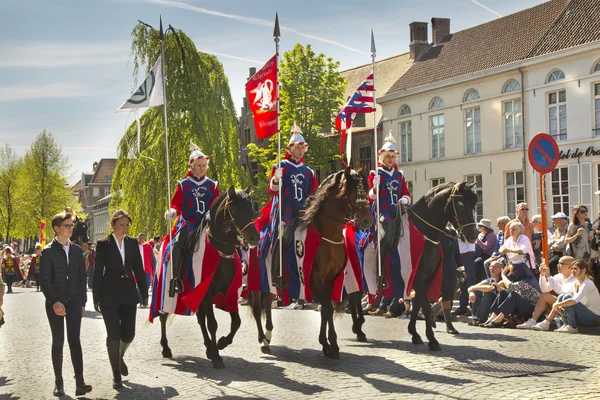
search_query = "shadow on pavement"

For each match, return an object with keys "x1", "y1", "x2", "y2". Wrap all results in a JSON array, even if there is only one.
[
  {"x1": 445, "y1": 331, "x2": 528, "y2": 342},
  {"x1": 266, "y1": 346, "x2": 472, "y2": 396},
  {"x1": 114, "y1": 381, "x2": 179, "y2": 400},
  {"x1": 164, "y1": 355, "x2": 326, "y2": 396}
]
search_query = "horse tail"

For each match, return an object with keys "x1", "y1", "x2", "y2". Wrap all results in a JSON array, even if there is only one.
[
  {"x1": 333, "y1": 300, "x2": 347, "y2": 319},
  {"x1": 247, "y1": 290, "x2": 267, "y2": 319}
]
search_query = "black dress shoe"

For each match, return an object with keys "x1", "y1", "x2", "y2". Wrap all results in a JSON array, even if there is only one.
[
  {"x1": 53, "y1": 382, "x2": 65, "y2": 397},
  {"x1": 451, "y1": 307, "x2": 468, "y2": 316},
  {"x1": 75, "y1": 383, "x2": 93, "y2": 396},
  {"x1": 113, "y1": 378, "x2": 123, "y2": 390},
  {"x1": 483, "y1": 321, "x2": 503, "y2": 328}
]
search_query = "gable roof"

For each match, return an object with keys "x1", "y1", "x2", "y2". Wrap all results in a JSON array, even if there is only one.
[
  {"x1": 71, "y1": 179, "x2": 82, "y2": 192},
  {"x1": 340, "y1": 53, "x2": 413, "y2": 132},
  {"x1": 385, "y1": 0, "x2": 575, "y2": 96},
  {"x1": 90, "y1": 158, "x2": 117, "y2": 184}
]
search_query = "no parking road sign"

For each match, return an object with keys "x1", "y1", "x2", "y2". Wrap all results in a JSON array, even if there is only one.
[{"x1": 528, "y1": 133, "x2": 559, "y2": 174}]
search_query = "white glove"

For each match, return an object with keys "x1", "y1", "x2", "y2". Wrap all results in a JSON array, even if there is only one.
[
  {"x1": 399, "y1": 197, "x2": 409, "y2": 205},
  {"x1": 274, "y1": 168, "x2": 283, "y2": 179},
  {"x1": 372, "y1": 176, "x2": 381, "y2": 187},
  {"x1": 164, "y1": 208, "x2": 177, "y2": 221}
]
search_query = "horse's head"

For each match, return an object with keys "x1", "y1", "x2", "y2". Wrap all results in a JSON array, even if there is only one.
[
  {"x1": 222, "y1": 186, "x2": 260, "y2": 247},
  {"x1": 339, "y1": 166, "x2": 373, "y2": 230},
  {"x1": 73, "y1": 217, "x2": 90, "y2": 245},
  {"x1": 445, "y1": 182, "x2": 479, "y2": 243}
]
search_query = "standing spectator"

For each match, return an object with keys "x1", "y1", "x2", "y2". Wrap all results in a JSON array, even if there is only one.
[
  {"x1": 1, "y1": 246, "x2": 22, "y2": 294},
  {"x1": 505, "y1": 203, "x2": 534, "y2": 242},
  {"x1": 531, "y1": 214, "x2": 553, "y2": 269},
  {"x1": 474, "y1": 219, "x2": 497, "y2": 282},
  {"x1": 453, "y1": 238, "x2": 476, "y2": 316},
  {"x1": 548, "y1": 212, "x2": 569, "y2": 275},
  {"x1": 136, "y1": 233, "x2": 154, "y2": 295},
  {"x1": 39, "y1": 212, "x2": 92, "y2": 397},
  {"x1": 499, "y1": 222, "x2": 536, "y2": 271},
  {"x1": 93, "y1": 210, "x2": 148, "y2": 390},
  {"x1": 0, "y1": 272, "x2": 5, "y2": 327},
  {"x1": 565, "y1": 205, "x2": 592, "y2": 262},
  {"x1": 28, "y1": 244, "x2": 42, "y2": 291}
]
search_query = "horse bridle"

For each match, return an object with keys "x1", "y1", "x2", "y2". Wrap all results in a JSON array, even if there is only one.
[{"x1": 207, "y1": 193, "x2": 254, "y2": 258}]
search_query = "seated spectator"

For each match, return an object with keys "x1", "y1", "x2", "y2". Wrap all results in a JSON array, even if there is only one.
[
  {"x1": 474, "y1": 219, "x2": 497, "y2": 282},
  {"x1": 534, "y1": 260, "x2": 600, "y2": 333},
  {"x1": 499, "y1": 222, "x2": 536, "y2": 271},
  {"x1": 565, "y1": 205, "x2": 592, "y2": 262},
  {"x1": 548, "y1": 212, "x2": 569, "y2": 275},
  {"x1": 483, "y1": 216, "x2": 510, "y2": 278},
  {"x1": 518, "y1": 256, "x2": 576, "y2": 329},
  {"x1": 467, "y1": 260, "x2": 503, "y2": 326},
  {"x1": 481, "y1": 262, "x2": 540, "y2": 328}
]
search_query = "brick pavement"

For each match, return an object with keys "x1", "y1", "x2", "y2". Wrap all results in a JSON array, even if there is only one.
[{"x1": 1, "y1": 287, "x2": 600, "y2": 400}]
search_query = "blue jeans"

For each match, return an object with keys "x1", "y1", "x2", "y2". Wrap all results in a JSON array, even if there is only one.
[
  {"x1": 459, "y1": 251, "x2": 477, "y2": 308},
  {"x1": 558, "y1": 294, "x2": 600, "y2": 328},
  {"x1": 472, "y1": 291, "x2": 496, "y2": 321}
]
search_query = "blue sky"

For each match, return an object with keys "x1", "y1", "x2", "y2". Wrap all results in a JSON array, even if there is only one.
[{"x1": 0, "y1": 0, "x2": 546, "y2": 184}]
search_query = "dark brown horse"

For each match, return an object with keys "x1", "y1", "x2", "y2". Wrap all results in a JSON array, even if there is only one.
[{"x1": 383, "y1": 182, "x2": 479, "y2": 351}]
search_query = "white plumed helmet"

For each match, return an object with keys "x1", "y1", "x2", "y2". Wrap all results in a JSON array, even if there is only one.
[
  {"x1": 286, "y1": 121, "x2": 308, "y2": 149},
  {"x1": 188, "y1": 139, "x2": 210, "y2": 168},
  {"x1": 378, "y1": 131, "x2": 398, "y2": 163}
]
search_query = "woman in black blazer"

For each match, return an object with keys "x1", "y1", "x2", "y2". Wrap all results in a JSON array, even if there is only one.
[{"x1": 93, "y1": 209, "x2": 148, "y2": 390}]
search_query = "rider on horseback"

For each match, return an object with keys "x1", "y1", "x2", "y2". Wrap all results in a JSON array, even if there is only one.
[{"x1": 164, "y1": 140, "x2": 219, "y2": 298}]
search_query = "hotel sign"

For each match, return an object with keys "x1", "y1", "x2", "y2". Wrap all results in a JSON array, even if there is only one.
[{"x1": 559, "y1": 145, "x2": 600, "y2": 160}]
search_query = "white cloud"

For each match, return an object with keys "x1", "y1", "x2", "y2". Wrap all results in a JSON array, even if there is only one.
[
  {"x1": 0, "y1": 42, "x2": 129, "y2": 68},
  {"x1": 0, "y1": 83, "x2": 94, "y2": 102},
  {"x1": 470, "y1": 0, "x2": 503, "y2": 18},
  {"x1": 199, "y1": 49, "x2": 262, "y2": 64},
  {"x1": 148, "y1": 0, "x2": 365, "y2": 54}
]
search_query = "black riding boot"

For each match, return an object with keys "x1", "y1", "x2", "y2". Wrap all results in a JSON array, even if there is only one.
[
  {"x1": 169, "y1": 226, "x2": 188, "y2": 297},
  {"x1": 107, "y1": 339, "x2": 123, "y2": 389},
  {"x1": 120, "y1": 340, "x2": 131, "y2": 376},
  {"x1": 75, "y1": 374, "x2": 92, "y2": 396},
  {"x1": 53, "y1": 379, "x2": 64, "y2": 397}
]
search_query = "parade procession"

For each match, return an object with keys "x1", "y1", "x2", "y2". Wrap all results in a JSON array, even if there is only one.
[{"x1": 3, "y1": 0, "x2": 600, "y2": 399}]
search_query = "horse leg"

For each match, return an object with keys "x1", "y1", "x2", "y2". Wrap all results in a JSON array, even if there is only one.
[
  {"x1": 159, "y1": 313, "x2": 173, "y2": 358},
  {"x1": 326, "y1": 301, "x2": 340, "y2": 360},
  {"x1": 195, "y1": 306, "x2": 212, "y2": 360},
  {"x1": 349, "y1": 291, "x2": 367, "y2": 342},
  {"x1": 408, "y1": 295, "x2": 423, "y2": 345},
  {"x1": 217, "y1": 312, "x2": 240, "y2": 351},
  {"x1": 263, "y1": 293, "x2": 274, "y2": 344},
  {"x1": 205, "y1": 303, "x2": 224, "y2": 369},
  {"x1": 420, "y1": 294, "x2": 441, "y2": 351},
  {"x1": 441, "y1": 300, "x2": 459, "y2": 335},
  {"x1": 250, "y1": 291, "x2": 267, "y2": 346},
  {"x1": 319, "y1": 300, "x2": 331, "y2": 357}
]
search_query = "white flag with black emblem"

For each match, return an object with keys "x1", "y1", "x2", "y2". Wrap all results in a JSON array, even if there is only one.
[{"x1": 116, "y1": 55, "x2": 164, "y2": 112}]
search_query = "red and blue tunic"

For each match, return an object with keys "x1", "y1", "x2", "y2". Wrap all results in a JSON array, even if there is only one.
[
  {"x1": 170, "y1": 175, "x2": 219, "y2": 231},
  {"x1": 368, "y1": 165, "x2": 411, "y2": 222}
]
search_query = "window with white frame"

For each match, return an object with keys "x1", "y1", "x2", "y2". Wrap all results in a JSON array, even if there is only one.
[
  {"x1": 430, "y1": 114, "x2": 445, "y2": 159},
  {"x1": 407, "y1": 181, "x2": 414, "y2": 203},
  {"x1": 463, "y1": 89, "x2": 480, "y2": 102},
  {"x1": 595, "y1": 83, "x2": 600, "y2": 137},
  {"x1": 505, "y1": 171, "x2": 524, "y2": 219},
  {"x1": 465, "y1": 107, "x2": 481, "y2": 154},
  {"x1": 398, "y1": 105, "x2": 411, "y2": 116},
  {"x1": 551, "y1": 166, "x2": 569, "y2": 215},
  {"x1": 547, "y1": 69, "x2": 565, "y2": 83},
  {"x1": 503, "y1": 99, "x2": 523, "y2": 148},
  {"x1": 548, "y1": 90, "x2": 567, "y2": 141},
  {"x1": 104, "y1": 187, "x2": 110, "y2": 197},
  {"x1": 431, "y1": 178, "x2": 445, "y2": 188},
  {"x1": 430, "y1": 97, "x2": 444, "y2": 110},
  {"x1": 465, "y1": 174, "x2": 483, "y2": 221},
  {"x1": 503, "y1": 79, "x2": 521, "y2": 93},
  {"x1": 399, "y1": 120, "x2": 412, "y2": 162},
  {"x1": 595, "y1": 62, "x2": 600, "y2": 73},
  {"x1": 92, "y1": 187, "x2": 100, "y2": 197},
  {"x1": 359, "y1": 146, "x2": 372, "y2": 172}
]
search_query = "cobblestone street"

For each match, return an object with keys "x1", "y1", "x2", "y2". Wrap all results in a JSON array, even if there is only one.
[{"x1": 1, "y1": 287, "x2": 600, "y2": 399}]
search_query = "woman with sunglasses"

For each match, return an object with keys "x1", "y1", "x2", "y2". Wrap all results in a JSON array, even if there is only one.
[
  {"x1": 39, "y1": 211, "x2": 92, "y2": 397},
  {"x1": 565, "y1": 205, "x2": 592, "y2": 261}
]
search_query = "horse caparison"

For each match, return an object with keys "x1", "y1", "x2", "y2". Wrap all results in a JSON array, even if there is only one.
[{"x1": 159, "y1": 186, "x2": 259, "y2": 369}]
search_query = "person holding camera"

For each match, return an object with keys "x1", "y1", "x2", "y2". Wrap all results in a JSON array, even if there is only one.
[{"x1": 93, "y1": 209, "x2": 148, "y2": 390}]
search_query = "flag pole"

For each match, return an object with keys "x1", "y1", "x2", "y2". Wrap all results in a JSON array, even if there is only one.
[
  {"x1": 371, "y1": 30, "x2": 384, "y2": 293},
  {"x1": 274, "y1": 13, "x2": 284, "y2": 291},
  {"x1": 160, "y1": 17, "x2": 175, "y2": 296}
]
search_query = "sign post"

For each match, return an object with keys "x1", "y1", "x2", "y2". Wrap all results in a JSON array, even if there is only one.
[{"x1": 528, "y1": 133, "x2": 560, "y2": 266}]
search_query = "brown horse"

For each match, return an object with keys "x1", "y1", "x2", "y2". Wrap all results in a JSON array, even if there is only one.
[{"x1": 302, "y1": 166, "x2": 373, "y2": 358}]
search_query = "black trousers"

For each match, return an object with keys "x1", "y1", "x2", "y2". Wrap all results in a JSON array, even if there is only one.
[
  {"x1": 4, "y1": 274, "x2": 15, "y2": 293},
  {"x1": 101, "y1": 303, "x2": 137, "y2": 343},
  {"x1": 45, "y1": 297, "x2": 84, "y2": 381}
]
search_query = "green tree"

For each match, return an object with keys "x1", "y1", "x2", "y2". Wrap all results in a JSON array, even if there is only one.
[
  {"x1": 247, "y1": 44, "x2": 346, "y2": 205},
  {"x1": 111, "y1": 23, "x2": 247, "y2": 236},
  {"x1": 17, "y1": 130, "x2": 76, "y2": 239},
  {"x1": 0, "y1": 144, "x2": 23, "y2": 240}
]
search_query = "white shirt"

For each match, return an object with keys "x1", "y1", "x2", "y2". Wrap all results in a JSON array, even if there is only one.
[
  {"x1": 458, "y1": 240, "x2": 476, "y2": 254},
  {"x1": 539, "y1": 273, "x2": 575, "y2": 294},
  {"x1": 112, "y1": 234, "x2": 125, "y2": 264},
  {"x1": 571, "y1": 278, "x2": 600, "y2": 316},
  {"x1": 57, "y1": 239, "x2": 70, "y2": 264},
  {"x1": 499, "y1": 234, "x2": 536, "y2": 268}
]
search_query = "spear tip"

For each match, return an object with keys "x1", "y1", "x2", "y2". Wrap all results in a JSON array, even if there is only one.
[{"x1": 273, "y1": 12, "x2": 280, "y2": 37}]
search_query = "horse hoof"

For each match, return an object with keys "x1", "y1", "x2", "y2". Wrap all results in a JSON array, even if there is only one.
[
  {"x1": 412, "y1": 336, "x2": 424, "y2": 345},
  {"x1": 212, "y1": 358, "x2": 225, "y2": 369},
  {"x1": 217, "y1": 337, "x2": 231, "y2": 350},
  {"x1": 260, "y1": 345, "x2": 272, "y2": 355},
  {"x1": 206, "y1": 350, "x2": 213, "y2": 360},
  {"x1": 357, "y1": 333, "x2": 367, "y2": 342},
  {"x1": 428, "y1": 341, "x2": 441, "y2": 352},
  {"x1": 322, "y1": 346, "x2": 330, "y2": 357},
  {"x1": 162, "y1": 348, "x2": 173, "y2": 358},
  {"x1": 328, "y1": 350, "x2": 340, "y2": 360},
  {"x1": 265, "y1": 330, "x2": 272, "y2": 341},
  {"x1": 447, "y1": 327, "x2": 459, "y2": 335}
]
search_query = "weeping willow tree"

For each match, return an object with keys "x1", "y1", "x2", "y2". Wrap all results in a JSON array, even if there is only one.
[{"x1": 111, "y1": 23, "x2": 247, "y2": 236}]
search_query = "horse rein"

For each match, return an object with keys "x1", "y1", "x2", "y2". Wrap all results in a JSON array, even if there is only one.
[{"x1": 207, "y1": 193, "x2": 254, "y2": 258}]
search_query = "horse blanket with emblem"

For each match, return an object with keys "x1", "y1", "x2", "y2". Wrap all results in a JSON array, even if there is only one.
[
  {"x1": 363, "y1": 213, "x2": 443, "y2": 301},
  {"x1": 342, "y1": 222, "x2": 369, "y2": 295}
]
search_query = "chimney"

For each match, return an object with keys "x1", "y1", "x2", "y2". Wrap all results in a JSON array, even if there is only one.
[
  {"x1": 431, "y1": 18, "x2": 450, "y2": 44},
  {"x1": 409, "y1": 22, "x2": 429, "y2": 60},
  {"x1": 92, "y1": 161, "x2": 98, "y2": 172},
  {"x1": 248, "y1": 67, "x2": 256, "y2": 78}
]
